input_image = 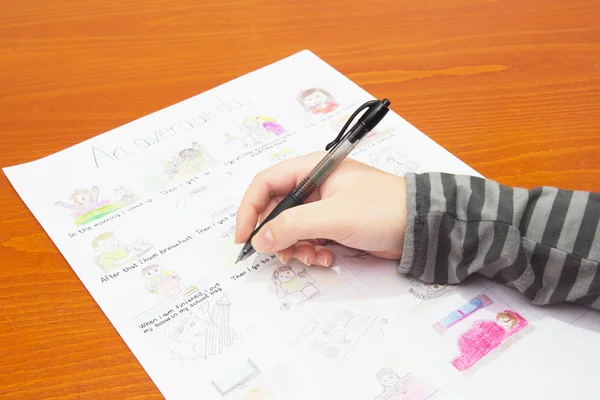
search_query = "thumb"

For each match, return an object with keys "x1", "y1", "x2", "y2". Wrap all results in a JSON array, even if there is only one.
[{"x1": 251, "y1": 198, "x2": 348, "y2": 253}]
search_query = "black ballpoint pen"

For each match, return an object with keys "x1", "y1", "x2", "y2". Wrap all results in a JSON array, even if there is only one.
[{"x1": 235, "y1": 98, "x2": 391, "y2": 263}]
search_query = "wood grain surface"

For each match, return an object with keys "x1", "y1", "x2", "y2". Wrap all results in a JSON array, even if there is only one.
[{"x1": 1, "y1": 0, "x2": 599, "y2": 398}]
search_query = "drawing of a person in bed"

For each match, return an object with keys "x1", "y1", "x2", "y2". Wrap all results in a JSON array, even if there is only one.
[
  {"x1": 272, "y1": 265, "x2": 319, "y2": 306},
  {"x1": 241, "y1": 116, "x2": 286, "y2": 147},
  {"x1": 451, "y1": 310, "x2": 528, "y2": 371},
  {"x1": 55, "y1": 186, "x2": 120, "y2": 225},
  {"x1": 161, "y1": 142, "x2": 216, "y2": 186},
  {"x1": 297, "y1": 88, "x2": 339, "y2": 114}
]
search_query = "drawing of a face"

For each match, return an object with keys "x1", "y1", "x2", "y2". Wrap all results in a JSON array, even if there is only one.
[
  {"x1": 72, "y1": 189, "x2": 92, "y2": 205},
  {"x1": 303, "y1": 91, "x2": 327, "y2": 108},
  {"x1": 496, "y1": 312, "x2": 518, "y2": 331},
  {"x1": 380, "y1": 372, "x2": 399, "y2": 387},
  {"x1": 278, "y1": 269, "x2": 295, "y2": 283},
  {"x1": 180, "y1": 148, "x2": 199, "y2": 160},
  {"x1": 142, "y1": 265, "x2": 162, "y2": 279}
]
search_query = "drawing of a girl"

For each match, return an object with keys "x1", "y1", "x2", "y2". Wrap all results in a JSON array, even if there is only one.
[
  {"x1": 374, "y1": 369, "x2": 414, "y2": 400},
  {"x1": 297, "y1": 88, "x2": 339, "y2": 114},
  {"x1": 272, "y1": 265, "x2": 319, "y2": 305},
  {"x1": 55, "y1": 186, "x2": 120, "y2": 225},
  {"x1": 451, "y1": 310, "x2": 527, "y2": 371},
  {"x1": 176, "y1": 142, "x2": 214, "y2": 172},
  {"x1": 142, "y1": 264, "x2": 189, "y2": 302},
  {"x1": 55, "y1": 186, "x2": 107, "y2": 215},
  {"x1": 374, "y1": 369, "x2": 436, "y2": 400}
]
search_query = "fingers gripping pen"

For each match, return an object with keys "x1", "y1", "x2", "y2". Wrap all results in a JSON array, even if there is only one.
[{"x1": 236, "y1": 98, "x2": 391, "y2": 263}]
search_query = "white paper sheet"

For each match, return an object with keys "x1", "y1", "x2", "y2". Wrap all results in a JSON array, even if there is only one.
[{"x1": 4, "y1": 50, "x2": 600, "y2": 400}]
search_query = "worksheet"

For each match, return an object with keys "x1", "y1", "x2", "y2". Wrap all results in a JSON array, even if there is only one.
[{"x1": 4, "y1": 50, "x2": 600, "y2": 400}]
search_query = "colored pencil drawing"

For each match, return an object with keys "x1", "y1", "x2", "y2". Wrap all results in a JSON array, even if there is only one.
[
  {"x1": 164, "y1": 293, "x2": 237, "y2": 358},
  {"x1": 142, "y1": 264, "x2": 198, "y2": 302},
  {"x1": 272, "y1": 265, "x2": 319, "y2": 309},
  {"x1": 269, "y1": 148, "x2": 297, "y2": 164},
  {"x1": 433, "y1": 294, "x2": 493, "y2": 335},
  {"x1": 91, "y1": 232, "x2": 153, "y2": 273},
  {"x1": 161, "y1": 141, "x2": 216, "y2": 185},
  {"x1": 409, "y1": 279, "x2": 453, "y2": 301},
  {"x1": 210, "y1": 358, "x2": 262, "y2": 396},
  {"x1": 245, "y1": 388, "x2": 274, "y2": 400},
  {"x1": 175, "y1": 172, "x2": 236, "y2": 219},
  {"x1": 450, "y1": 310, "x2": 529, "y2": 372},
  {"x1": 55, "y1": 185, "x2": 121, "y2": 225},
  {"x1": 240, "y1": 116, "x2": 286, "y2": 147},
  {"x1": 297, "y1": 88, "x2": 339, "y2": 114},
  {"x1": 371, "y1": 149, "x2": 420, "y2": 177},
  {"x1": 374, "y1": 369, "x2": 441, "y2": 400}
]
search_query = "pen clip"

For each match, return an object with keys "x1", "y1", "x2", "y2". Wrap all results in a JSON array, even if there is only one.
[{"x1": 325, "y1": 100, "x2": 380, "y2": 151}]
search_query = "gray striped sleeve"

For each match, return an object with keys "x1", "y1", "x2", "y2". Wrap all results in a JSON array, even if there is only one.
[{"x1": 398, "y1": 172, "x2": 600, "y2": 311}]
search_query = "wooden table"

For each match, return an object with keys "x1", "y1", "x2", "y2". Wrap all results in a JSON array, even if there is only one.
[{"x1": 1, "y1": 0, "x2": 599, "y2": 398}]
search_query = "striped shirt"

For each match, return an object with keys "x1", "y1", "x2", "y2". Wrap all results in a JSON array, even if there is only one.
[{"x1": 398, "y1": 172, "x2": 600, "y2": 310}]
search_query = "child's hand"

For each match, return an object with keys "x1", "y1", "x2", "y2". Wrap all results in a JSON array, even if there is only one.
[{"x1": 235, "y1": 151, "x2": 408, "y2": 267}]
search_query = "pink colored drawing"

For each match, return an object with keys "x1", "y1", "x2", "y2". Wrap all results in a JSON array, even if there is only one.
[
  {"x1": 55, "y1": 186, "x2": 109, "y2": 217},
  {"x1": 450, "y1": 310, "x2": 528, "y2": 371},
  {"x1": 297, "y1": 88, "x2": 339, "y2": 115}
]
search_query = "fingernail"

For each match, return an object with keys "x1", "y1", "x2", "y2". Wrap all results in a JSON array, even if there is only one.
[
  {"x1": 276, "y1": 251, "x2": 284, "y2": 263},
  {"x1": 292, "y1": 248, "x2": 309, "y2": 265},
  {"x1": 315, "y1": 254, "x2": 329, "y2": 267}
]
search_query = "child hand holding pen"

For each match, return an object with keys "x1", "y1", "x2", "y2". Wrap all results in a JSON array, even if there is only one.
[{"x1": 234, "y1": 151, "x2": 600, "y2": 311}]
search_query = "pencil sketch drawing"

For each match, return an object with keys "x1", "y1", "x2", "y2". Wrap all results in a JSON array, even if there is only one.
[
  {"x1": 374, "y1": 369, "x2": 442, "y2": 400},
  {"x1": 409, "y1": 279, "x2": 453, "y2": 301},
  {"x1": 297, "y1": 88, "x2": 339, "y2": 114},
  {"x1": 92, "y1": 231, "x2": 153, "y2": 273},
  {"x1": 175, "y1": 172, "x2": 236, "y2": 219},
  {"x1": 272, "y1": 265, "x2": 320, "y2": 308},
  {"x1": 165, "y1": 293, "x2": 237, "y2": 357},
  {"x1": 294, "y1": 304, "x2": 377, "y2": 364},
  {"x1": 210, "y1": 358, "x2": 261, "y2": 396},
  {"x1": 114, "y1": 185, "x2": 140, "y2": 207},
  {"x1": 371, "y1": 149, "x2": 420, "y2": 177}
]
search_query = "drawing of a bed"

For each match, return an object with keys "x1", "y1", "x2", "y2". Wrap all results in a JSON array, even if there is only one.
[
  {"x1": 161, "y1": 142, "x2": 216, "y2": 187},
  {"x1": 450, "y1": 310, "x2": 528, "y2": 372}
]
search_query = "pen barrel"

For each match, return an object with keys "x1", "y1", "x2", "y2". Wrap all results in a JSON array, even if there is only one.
[{"x1": 293, "y1": 176, "x2": 318, "y2": 201}]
